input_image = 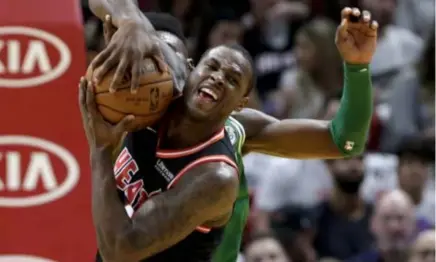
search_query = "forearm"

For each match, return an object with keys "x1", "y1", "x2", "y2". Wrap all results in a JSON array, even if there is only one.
[
  {"x1": 88, "y1": 0, "x2": 153, "y2": 30},
  {"x1": 329, "y1": 63, "x2": 373, "y2": 155},
  {"x1": 91, "y1": 147, "x2": 132, "y2": 261}
]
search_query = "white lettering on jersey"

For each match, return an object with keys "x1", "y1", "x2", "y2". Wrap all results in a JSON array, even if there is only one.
[{"x1": 154, "y1": 159, "x2": 174, "y2": 182}]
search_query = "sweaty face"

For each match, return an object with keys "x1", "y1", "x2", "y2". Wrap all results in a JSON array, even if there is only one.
[{"x1": 184, "y1": 45, "x2": 251, "y2": 120}]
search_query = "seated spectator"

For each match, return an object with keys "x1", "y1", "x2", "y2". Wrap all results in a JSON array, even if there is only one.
[
  {"x1": 363, "y1": 137, "x2": 435, "y2": 227},
  {"x1": 347, "y1": 190, "x2": 416, "y2": 262},
  {"x1": 380, "y1": 30, "x2": 435, "y2": 151},
  {"x1": 244, "y1": 232, "x2": 291, "y2": 262},
  {"x1": 270, "y1": 205, "x2": 317, "y2": 262},
  {"x1": 313, "y1": 156, "x2": 373, "y2": 260},
  {"x1": 241, "y1": 0, "x2": 307, "y2": 101},
  {"x1": 250, "y1": 153, "x2": 332, "y2": 232},
  {"x1": 267, "y1": 18, "x2": 342, "y2": 119},
  {"x1": 193, "y1": 8, "x2": 243, "y2": 64},
  {"x1": 396, "y1": 137, "x2": 435, "y2": 227},
  {"x1": 409, "y1": 229, "x2": 435, "y2": 262}
]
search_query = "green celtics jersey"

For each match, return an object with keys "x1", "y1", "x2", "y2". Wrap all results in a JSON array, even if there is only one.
[{"x1": 212, "y1": 116, "x2": 250, "y2": 262}]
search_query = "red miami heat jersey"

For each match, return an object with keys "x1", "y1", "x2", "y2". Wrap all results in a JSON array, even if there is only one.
[{"x1": 95, "y1": 125, "x2": 238, "y2": 262}]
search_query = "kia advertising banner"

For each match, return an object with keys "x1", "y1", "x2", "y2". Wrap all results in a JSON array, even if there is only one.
[{"x1": 0, "y1": 1, "x2": 94, "y2": 261}]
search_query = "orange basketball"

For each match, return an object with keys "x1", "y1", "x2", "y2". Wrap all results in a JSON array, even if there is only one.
[{"x1": 86, "y1": 58, "x2": 173, "y2": 128}]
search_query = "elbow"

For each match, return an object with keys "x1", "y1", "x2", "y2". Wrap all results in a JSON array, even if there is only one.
[
  {"x1": 114, "y1": 228, "x2": 149, "y2": 262},
  {"x1": 98, "y1": 230, "x2": 140, "y2": 262}
]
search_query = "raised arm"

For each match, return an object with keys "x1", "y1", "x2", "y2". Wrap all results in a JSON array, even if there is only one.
[
  {"x1": 88, "y1": 0, "x2": 150, "y2": 29},
  {"x1": 233, "y1": 7, "x2": 378, "y2": 159},
  {"x1": 87, "y1": 0, "x2": 168, "y2": 94},
  {"x1": 91, "y1": 147, "x2": 239, "y2": 262}
]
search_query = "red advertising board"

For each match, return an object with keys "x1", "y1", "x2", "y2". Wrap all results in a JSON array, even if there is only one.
[{"x1": 0, "y1": 1, "x2": 95, "y2": 261}]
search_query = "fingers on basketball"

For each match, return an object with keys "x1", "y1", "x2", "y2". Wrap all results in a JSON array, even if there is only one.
[
  {"x1": 110, "y1": 56, "x2": 130, "y2": 93},
  {"x1": 78, "y1": 77, "x2": 88, "y2": 117},
  {"x1": 103, "y1": 15, "x2": 116, "y2": 44}
]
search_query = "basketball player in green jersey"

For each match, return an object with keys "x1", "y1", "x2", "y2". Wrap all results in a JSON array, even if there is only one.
[{"x1": 89, "y1": 3, "x2": 378, "y2": 261}]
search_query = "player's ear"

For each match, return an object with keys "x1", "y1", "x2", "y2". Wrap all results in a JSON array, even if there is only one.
[
  {"x1": 186, "y1": 58, "x2": 194, "y2": 72},
  {"x1": 235, "y1": 97, "x2": 249, "y2": 112}
]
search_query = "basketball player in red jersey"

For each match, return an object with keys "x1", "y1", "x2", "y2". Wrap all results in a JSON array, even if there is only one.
[
  {"x1": 81, "y1": 41, "x2": 258, "y2": 261},
  {"x1": 84, "y1": 2, "x2": 377, "y2": 261}
]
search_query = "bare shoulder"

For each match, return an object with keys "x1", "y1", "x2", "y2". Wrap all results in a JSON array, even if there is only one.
[
  {"x1": 174, "y1": 161, "x2": 239, "y2": 210},
  {"x1": 231, "y1": 108, "x2": 279, "y2": 138}
]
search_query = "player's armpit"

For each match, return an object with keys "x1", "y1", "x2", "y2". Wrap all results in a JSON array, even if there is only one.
[
  {"x1": 233, "y1": 108, "x2": 343, "y2": 159},
  {"x1": 115, "y1": 162, "x2": 239, "y2": 261}
]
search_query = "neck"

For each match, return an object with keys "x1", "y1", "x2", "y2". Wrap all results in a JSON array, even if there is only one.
[
  {"x1": 329, "y1": 189, "x2": 363, "y2": 218},
  {"x1": 163, "y1": 102, "x2": 225, "y2": 149}
]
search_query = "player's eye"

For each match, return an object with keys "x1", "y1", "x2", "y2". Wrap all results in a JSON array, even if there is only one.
[
  {"x1": 227, "y1": 75, "x2": 237, "y2": 85},
  {"x1": 207, "y1": 63, "x2": 219, "y2": 71}
]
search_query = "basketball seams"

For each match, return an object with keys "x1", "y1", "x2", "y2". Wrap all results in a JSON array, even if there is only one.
[
  {"x1": 97, "y1": 104, "x2": 166, "y2": 117},
  {"x1": 94, "y1": 78, "x2": 173, "y2": 94}
]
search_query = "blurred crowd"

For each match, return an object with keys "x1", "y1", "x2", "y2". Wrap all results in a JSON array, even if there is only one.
[{"x1": 81, "y1": 0, "x2": 435, "y2": 261}]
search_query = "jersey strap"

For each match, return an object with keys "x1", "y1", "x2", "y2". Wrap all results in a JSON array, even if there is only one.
[
  {"x1": 156, "y1": 128, "x2": 225, "y2": 158},
  {"x1": 167, "y1": 154, "x2": 239, "y2": 233},
  {"x1": 226, "y1": 116, "x2": 246, "y2": 153}
]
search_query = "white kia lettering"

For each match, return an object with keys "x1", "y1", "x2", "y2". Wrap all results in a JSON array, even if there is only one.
[
  {"x1": 0, "y1": 26, "x2": 71, "y2": 88},
  {"x1": 1, "y1": 151, "x2": 57, "y2": 191},
  {"x1": 0, "y1": 135, "x2": 80, "y2": 207},
  {"x1": 0, "y1": 255, "x2": 56, "y2": 262}
]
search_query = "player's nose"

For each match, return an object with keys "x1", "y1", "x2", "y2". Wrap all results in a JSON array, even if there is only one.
[{"x1": 210, "y1": 72, "x2": 225, "y2": 87}]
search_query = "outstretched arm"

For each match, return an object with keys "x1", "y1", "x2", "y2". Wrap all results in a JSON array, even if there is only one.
[
  {"x1": 233, "y1": 7, "x2": 377, "y2": 159},
  {"x1": 91, "y1": 147, "x2": 238, "y2": 262},
  {"x1": 235, "y1": 63, "x2": 372, "y2": 159}
]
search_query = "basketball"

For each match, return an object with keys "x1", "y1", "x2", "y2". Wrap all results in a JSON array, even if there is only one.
[{"x1": 86, "y1": 58, "x2": 174, "y2": 127}]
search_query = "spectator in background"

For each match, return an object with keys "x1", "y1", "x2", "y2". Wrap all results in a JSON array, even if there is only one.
[
  {"x1": 157, "y1": 0, "x2": 209, "y2": 53},
  {"x1": 395, "y1": 0, "x2": 435, "y2": 41},
  {"x1": 242, "y1": 0, "x2": 309, "y2": 101},
  {"x1": 380, "y1": 29, "x2": 435, "y2": 152},
  {"x1": 244, "y1": 232, "x2": 291, "y2": 262},
  {"x1": 348, "y1": 190, "x2": 416, "y2": 262},
  {"x1": 270, "y1": 206, "x2": 317, "y2": 262},
  {"x1": 358, "y1": 0, "x2": 424, "y2": 151},
  {"x1": 419, "y1": 29, "x2": 435, "y2": 135},
  {"x1": 409, "y1": 230, "x2": 435, "y2": 262},
  {"x1": 266, "y1": 18, "x2": 342, "y2": 119},
  {"x1": 193, "y1": 8, "x2": 243, "y2": 63},
  {"x1": 363, "y1": 137, "x2": 435, "y2": 227},
  {"x1": 314, "y1": 156, "x2": 373, "y2": 260},
  {"x1": 251, "y1": 153, "x2": 332, "y2": 231},
  {"x1": 396, "y1": 137, "x2": 435, "y2": 227}
]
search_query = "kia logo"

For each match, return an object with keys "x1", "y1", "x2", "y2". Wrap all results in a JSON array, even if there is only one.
[
  {"x1": 0, "y1": 26, "x2": 71, "y2": 88},
  {"x1": 0, "y1": 135, "x2": 80, "y2": 207}
]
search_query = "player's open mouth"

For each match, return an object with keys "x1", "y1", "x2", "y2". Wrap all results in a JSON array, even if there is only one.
[{"x1": 196, "y1": 86, "x2": 219, "y2": 103}]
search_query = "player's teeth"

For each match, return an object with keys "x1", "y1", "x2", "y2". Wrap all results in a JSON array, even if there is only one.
[{"x1": 201, "y1": 88, "x2": 218, "y2": 100}]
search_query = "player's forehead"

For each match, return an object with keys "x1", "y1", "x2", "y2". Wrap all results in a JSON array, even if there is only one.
[{"x1": 204, "y1": 46, "x2": 251, "y2": 75}]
